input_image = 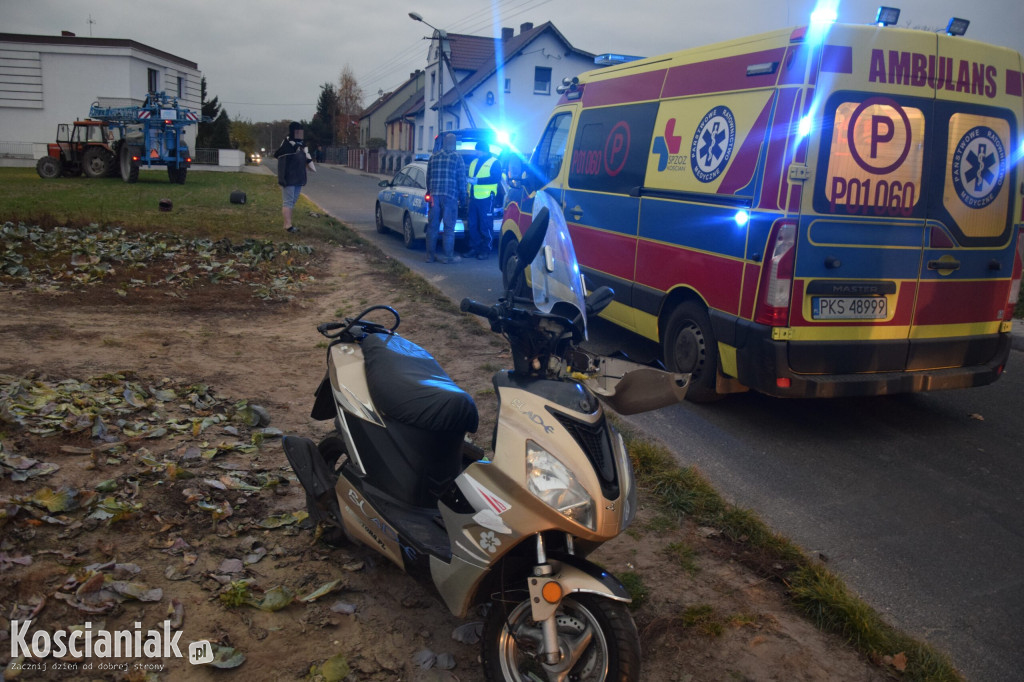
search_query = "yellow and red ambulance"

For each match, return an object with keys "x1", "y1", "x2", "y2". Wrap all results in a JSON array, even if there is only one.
[{"x1": 500, "y1": 17, "x2": 1023, "y2": 400}]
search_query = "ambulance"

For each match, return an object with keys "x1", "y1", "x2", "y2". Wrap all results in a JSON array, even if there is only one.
[{"x1": 499, "y1": 13, "x2": 1024, "y2": 401}]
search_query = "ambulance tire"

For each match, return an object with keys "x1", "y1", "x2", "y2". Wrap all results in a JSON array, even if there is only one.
[{"x1": 663, "y1": 302, "x2": 722, "y2": 403}]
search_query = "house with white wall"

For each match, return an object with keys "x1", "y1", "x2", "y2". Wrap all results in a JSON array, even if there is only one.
[
  {"x1": 0, "y1": 32, "x2": 202, "y2": 162},
  {"x1": 411, "y1": 21, "x2": 595, "y2": 157}
]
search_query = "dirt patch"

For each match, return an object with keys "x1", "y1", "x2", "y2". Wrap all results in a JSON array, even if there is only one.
[{"x1": 0, "y1": 233, "x2": 889, "y2": 681}]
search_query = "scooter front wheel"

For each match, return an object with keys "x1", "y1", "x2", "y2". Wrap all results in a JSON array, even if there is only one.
[{"x1": 482, "y1": 593, "x2": 641, "y2": 681}]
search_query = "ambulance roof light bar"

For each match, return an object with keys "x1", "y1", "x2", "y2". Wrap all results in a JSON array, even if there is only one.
[
  {"x1": 875, "y1": 6, "x2": 900, "y2": 26},
  {"x1": 945, "y1": 17, "x2": 969, "y2": 36}
]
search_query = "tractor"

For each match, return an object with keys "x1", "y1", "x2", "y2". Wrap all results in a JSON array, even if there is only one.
[{"x1": 36, "y1": 120, "x2": 122, "y2": 179}]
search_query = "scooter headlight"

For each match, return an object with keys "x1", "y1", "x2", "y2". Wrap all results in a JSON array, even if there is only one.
[{"x1": 525, "y1": 440, "x2": 595, "y2": 530}]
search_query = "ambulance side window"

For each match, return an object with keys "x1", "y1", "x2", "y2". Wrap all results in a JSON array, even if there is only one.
[
  {"x1": 567, "y1": 103, "x2": 657, "y2": 195},
  {"x1": 532, "y1": 113, "x2": 572, "y2": 186}
]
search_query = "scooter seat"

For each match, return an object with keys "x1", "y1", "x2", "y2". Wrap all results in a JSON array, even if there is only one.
[{"x1": 362, "y1": 333, "x2": 478, "y2": 434}]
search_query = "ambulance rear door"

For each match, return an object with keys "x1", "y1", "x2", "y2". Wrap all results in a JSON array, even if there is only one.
[
  {"x1": 802, "y1": 24, "x2": 937, "y2": 376},
  {"x1": 909, "y1": 36, "x2": 1020, "y2": 369}
]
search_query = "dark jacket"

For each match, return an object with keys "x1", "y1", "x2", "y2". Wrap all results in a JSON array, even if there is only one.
[{"x1": 274, "y1": 139, "x2": 310, "y2": 187}]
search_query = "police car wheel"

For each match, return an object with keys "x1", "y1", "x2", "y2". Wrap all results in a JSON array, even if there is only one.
[
  {"x1": 663, "y1": 302, "x2": 721, "y2": 403},
  {"x1": 375, "y1": 203, "x2": 387, "y2": 233},
  {"x1": 402, "y1": 214, "x2": 417, "y2": 249}
]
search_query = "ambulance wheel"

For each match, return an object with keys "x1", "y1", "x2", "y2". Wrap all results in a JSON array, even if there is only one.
[
  {"x1": 36, "y1": 156, "x2": 62, "y2": 179},
  {"x1": 375, "y1": 203, "x2": 388, "y2": 233},
  {"x1": 120, "y1": 144, "x2": 139, "y2": 183},
  {"x1": 662, "y1": 301, "x2": 722, "y2": 403},
  {"x1": 402, "y1": 213, "x2": 418, "y2": 249}
]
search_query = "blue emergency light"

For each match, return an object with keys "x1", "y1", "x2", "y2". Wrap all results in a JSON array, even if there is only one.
[
  {"x1": 945, "y1": 17, "x2": 969, "y2": 36},
  {"x1": 875, "y1": 6, "x2": 900, "y2": 26}
]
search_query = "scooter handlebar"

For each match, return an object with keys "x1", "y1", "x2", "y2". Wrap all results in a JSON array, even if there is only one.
[{"x1": 461, "y1": 298, "x2": 498, "y2": 321}]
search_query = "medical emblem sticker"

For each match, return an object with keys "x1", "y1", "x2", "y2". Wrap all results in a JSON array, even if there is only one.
[
  {"x1": 691, "y1": 106, "x2": 736, "y2": 183},
  {"x1": 951, "y1": 125, "x2": 1005, "y2": 209}
]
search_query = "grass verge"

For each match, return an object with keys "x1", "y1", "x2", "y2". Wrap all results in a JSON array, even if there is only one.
[{"x1": 619, "y1": 420, "x2": 962, "y2": 682}]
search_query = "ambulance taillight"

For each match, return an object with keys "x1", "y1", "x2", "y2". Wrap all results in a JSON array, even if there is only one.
[
  {"x1": 1004, "y1": 228, "x2": 1024, "y2": 322},
  {"x1": 754, "y1": 222, "x2": 796, "y2": 326}
]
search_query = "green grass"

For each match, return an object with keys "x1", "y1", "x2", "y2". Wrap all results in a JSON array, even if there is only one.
[
  {"x1": 618, "y1": 418, "x2": 962, "y2": 681},
  {"x1": 0, "y1": 167, "x2": 341, "y2": 242}
]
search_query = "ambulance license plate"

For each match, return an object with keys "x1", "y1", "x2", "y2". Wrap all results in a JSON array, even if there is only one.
[{"x1": 812, "y1": 297, "x2": 887, "y2": 320}]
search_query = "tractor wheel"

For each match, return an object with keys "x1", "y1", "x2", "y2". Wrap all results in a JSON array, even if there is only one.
[
  {"x1": 119, "y1": 144, "x2": 139, "y2": 184},
  {"x1": 36, "y1": 156, "x2": 63, "y2": 179},
  {"x1": 82, "y1": 147, "x2": 113, "y2": 178},
  {"x1": 167, "y1": 164, "x2": 187, "y2": 184}
]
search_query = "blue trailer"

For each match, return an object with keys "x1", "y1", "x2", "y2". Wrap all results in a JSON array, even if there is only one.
[{"x1": 89, "y1": 91, "x2": 205, "y2": 184}]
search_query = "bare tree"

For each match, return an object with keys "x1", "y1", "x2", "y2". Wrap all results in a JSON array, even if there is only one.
[{"x1": 336, "y1": 64, "x2": 363, "y2": 148}]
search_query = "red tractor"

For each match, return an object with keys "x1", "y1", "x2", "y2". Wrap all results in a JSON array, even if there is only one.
[{"x1": 36, "y1": 120, "x2": 122, "y2": 179}]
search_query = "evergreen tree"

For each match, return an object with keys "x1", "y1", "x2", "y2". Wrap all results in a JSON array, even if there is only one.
[{"x1": 196, "y1": 77, "x2": 231, "y2": 149}]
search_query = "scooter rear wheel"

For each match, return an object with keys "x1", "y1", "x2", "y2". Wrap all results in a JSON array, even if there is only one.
[{"x1": 481, "y1": 592, "x2": 641, "y2": 681}]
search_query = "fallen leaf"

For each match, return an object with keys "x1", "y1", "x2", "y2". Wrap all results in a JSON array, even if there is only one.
[{"x1": 299, "y1": 579, "x2": 345, "y2": 603}]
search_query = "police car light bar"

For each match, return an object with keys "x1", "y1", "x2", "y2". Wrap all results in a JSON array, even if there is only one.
[
  {"x1": 945, "y1": 17, "x2": 969, "y2": 36},
  {"x1": 875, "y1": 6, "x2": 900, "y2": 26}
]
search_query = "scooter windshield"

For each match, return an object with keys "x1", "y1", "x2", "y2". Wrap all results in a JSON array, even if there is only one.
[{"x1": 530, "y1": 190, "x2": 589, "y2": 339}]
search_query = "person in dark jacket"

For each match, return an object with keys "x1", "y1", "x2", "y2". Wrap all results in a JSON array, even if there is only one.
[{"x1": 273, "y1": 121, "x2": 316, "y2": 233}]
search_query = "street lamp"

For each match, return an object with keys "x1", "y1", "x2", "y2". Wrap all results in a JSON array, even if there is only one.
[{"x1": 409, "y1": 12, "x2": 447, "y2": 148}]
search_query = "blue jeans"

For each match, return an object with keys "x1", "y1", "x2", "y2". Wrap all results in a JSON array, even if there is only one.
[
  {"x1": 426, "y1": 195, "x2": 458, "y2": 257},
  {"x1": 467, "y1": 196, "x2": 493, "y2": 254}
]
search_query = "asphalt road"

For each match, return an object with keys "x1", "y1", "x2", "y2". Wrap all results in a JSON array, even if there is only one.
[{"x1": 287, "y1": 161, "x2": 1023, "y2": 682}]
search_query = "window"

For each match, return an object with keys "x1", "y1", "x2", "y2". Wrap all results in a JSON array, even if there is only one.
[
  {"x1": 177, "y1": 77, "x2": 184, "y2": 98},
  {"x1": 147, "y1": 68, "x2": 159, "y2": 94},
  {"x1": 568, "y1": 103, "x2": 658, "y2": 194},
  {"x1": 504, "y1": 78, "x2": 511, "y2": 94},
  {"x1": 430, "y1": 73, "x2": 436, "y2": 100},
  {"x1": 533, "y1": 67, "x2": 552, "y2": 95},
  {"x1": 532, "y1": 112, "x2": 573, "y2": 184},
  {"x1": 418, "y1": 126, "x2": 424, "y2": 150}
]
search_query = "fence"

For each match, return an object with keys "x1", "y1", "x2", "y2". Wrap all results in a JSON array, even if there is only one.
[
  {"x1": 0, "y1": 141, "x2": 34, "y2": 159},
  {"x1": 193, "y1": 148, "x2": 219, "y2": 165}
]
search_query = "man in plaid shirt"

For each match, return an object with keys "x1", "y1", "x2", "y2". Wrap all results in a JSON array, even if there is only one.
[{"x1": 425, "y1": 133, "x2": 467, "y2": 263}]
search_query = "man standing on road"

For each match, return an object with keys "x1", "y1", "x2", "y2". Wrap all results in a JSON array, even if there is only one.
[
  {"x1": 273, "y1": 121, "x2": 316, "y2": 234},
  {"x1": 425, "y1": 133, "x2": 467, "y2": 264},
  {"x1": 464, "y1": 141, "x2": 502, "y2": 260}
]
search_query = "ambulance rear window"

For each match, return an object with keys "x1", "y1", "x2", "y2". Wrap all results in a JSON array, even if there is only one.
[{"x1": 821, "y1": 96, "x2": 926, "y2": 219}]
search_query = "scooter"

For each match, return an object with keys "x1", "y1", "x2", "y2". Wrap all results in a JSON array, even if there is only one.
[{"x1": 282, "y1": 191, "x2": 689, "y2": 681}]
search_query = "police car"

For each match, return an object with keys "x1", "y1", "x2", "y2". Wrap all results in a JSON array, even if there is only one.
[{"x1": 374, "y1": 161, "x2": 467, "y2": 249}]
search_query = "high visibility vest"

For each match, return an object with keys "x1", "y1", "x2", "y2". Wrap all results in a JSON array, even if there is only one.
[{"x1": 469, "y1": 157, "x2": 498, "y2": 200}]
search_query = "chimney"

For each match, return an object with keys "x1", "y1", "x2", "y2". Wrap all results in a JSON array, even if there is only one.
[
  {"x1": 502, "y1": 27, "x2": 514, "y2": 41},
  {"x1": 519, "y1": 22, "x2": 533, "y2": 34}
]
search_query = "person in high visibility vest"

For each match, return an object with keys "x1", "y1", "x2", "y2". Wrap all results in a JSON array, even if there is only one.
[{"x1": 464, "y1": 142, "x2": 502, "y2": 260}]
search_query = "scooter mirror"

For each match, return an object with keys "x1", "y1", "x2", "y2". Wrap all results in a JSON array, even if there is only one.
[
  {"x1": 511, "y1": 206, "x2": 549, "y2": 286},
  {"x1": 585, "y1": 286, "x2": 615, "y2": 317}
]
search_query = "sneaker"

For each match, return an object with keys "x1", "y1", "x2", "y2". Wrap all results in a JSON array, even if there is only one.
[
  {"x1": 286, "y1": 226, "x2": 299, "y2": 234},
  {"x1": 425, "y1": 254, "x2": 437, "y2": 263},
  {"x1": 443, "y1": 255, "x2": 462, "y2": 264}
]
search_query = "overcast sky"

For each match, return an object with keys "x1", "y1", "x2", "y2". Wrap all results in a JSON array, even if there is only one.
[{"x1": 2, "y1": 0, "x2": 1021, "y2": 124}]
